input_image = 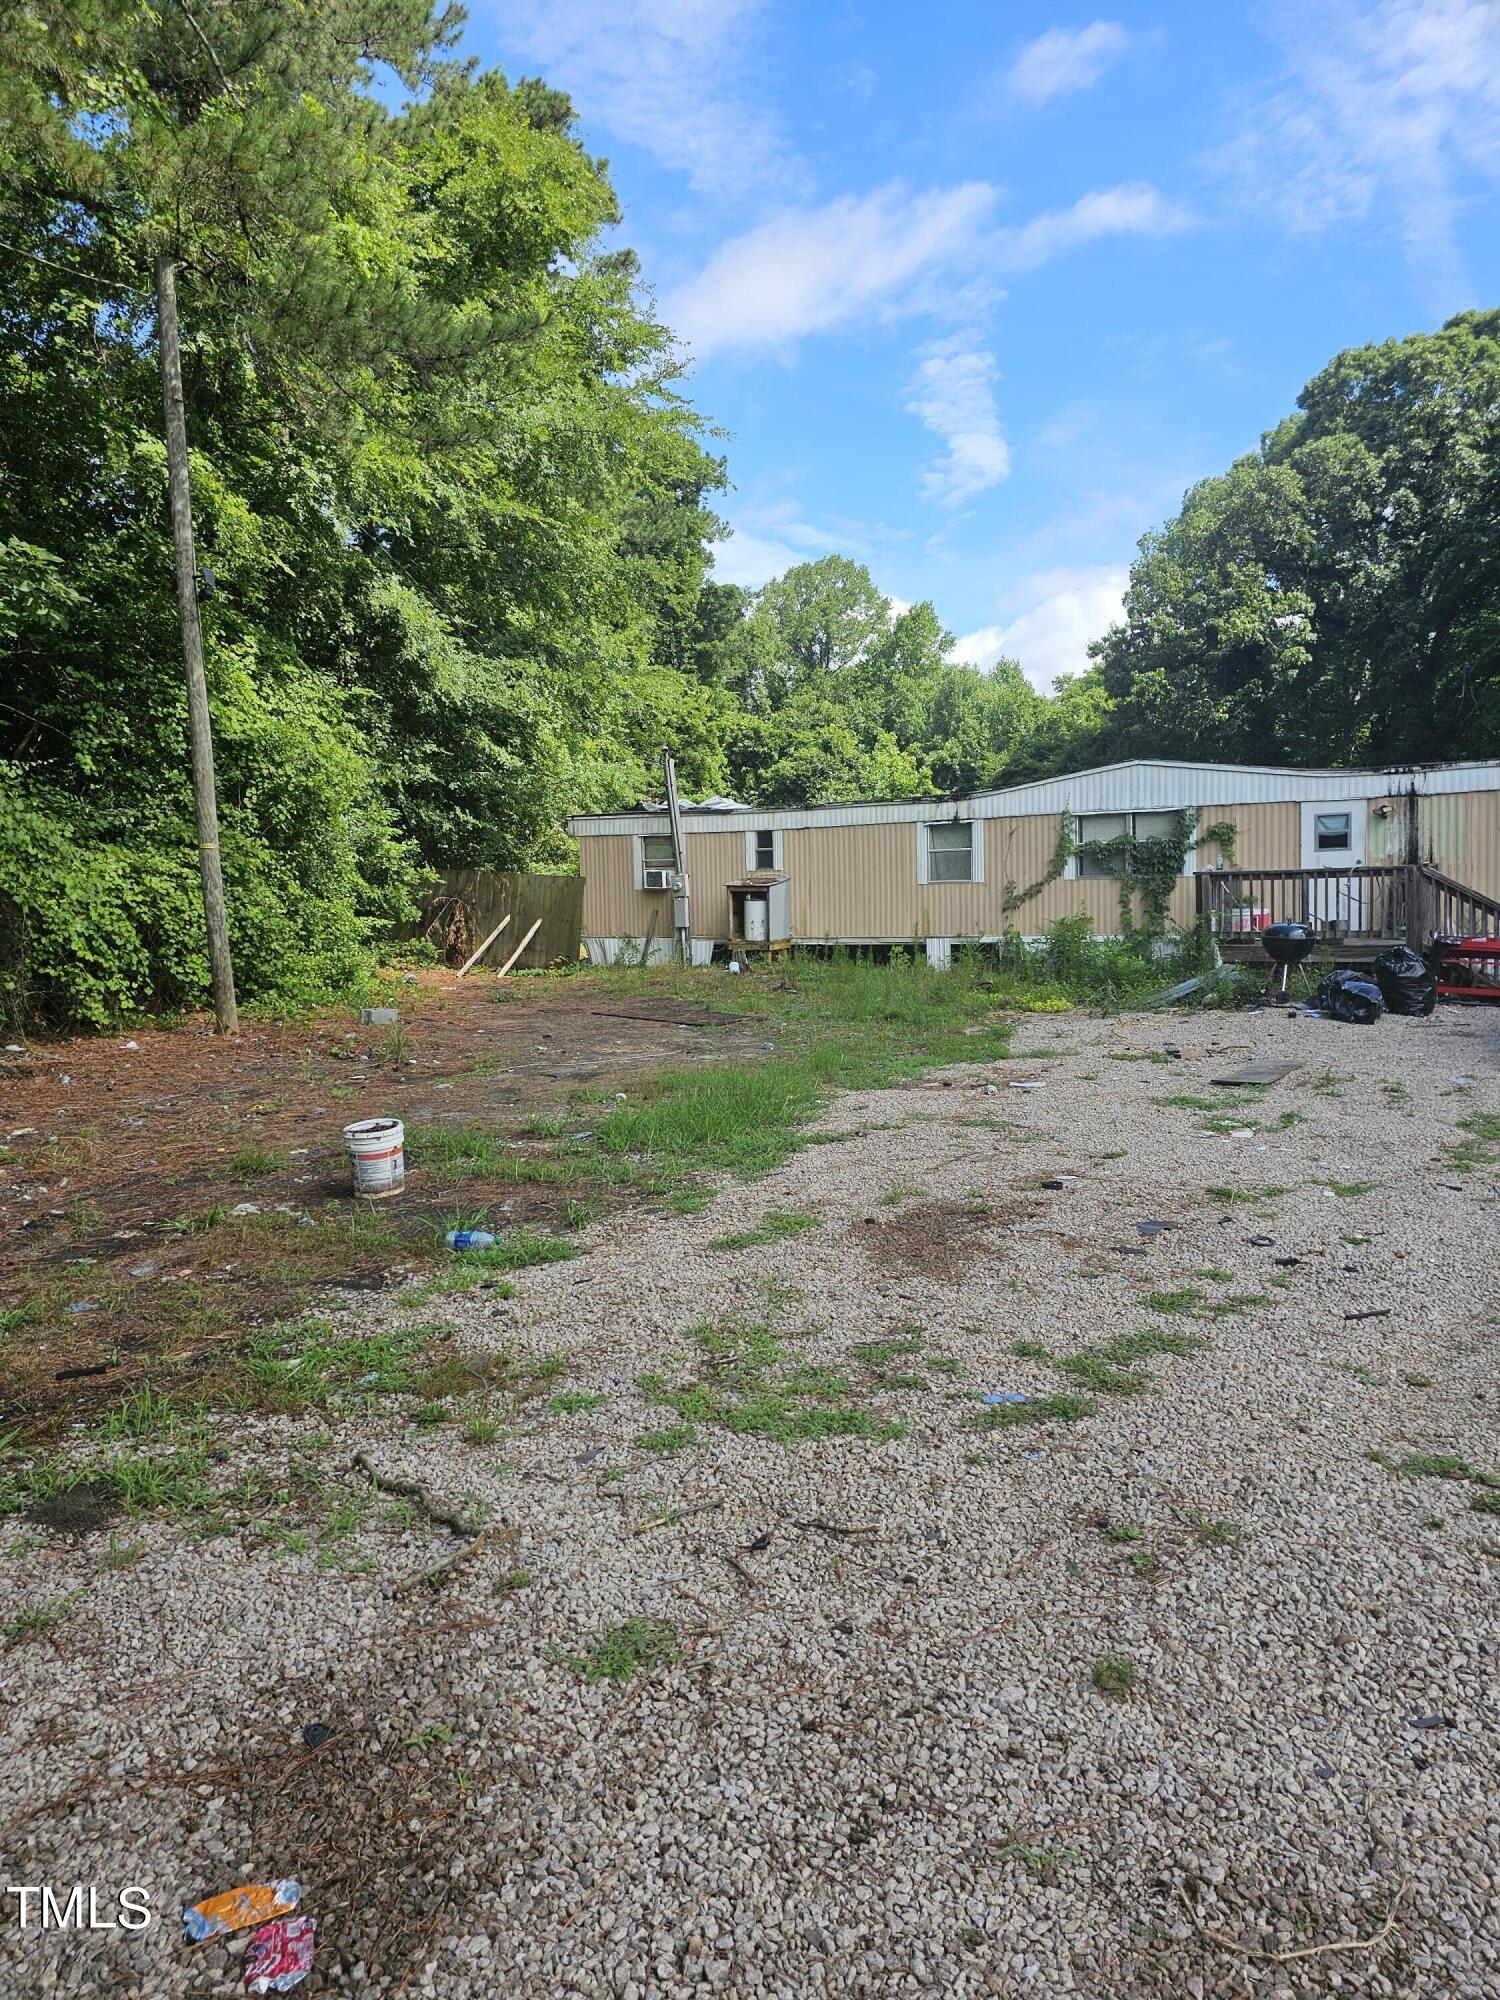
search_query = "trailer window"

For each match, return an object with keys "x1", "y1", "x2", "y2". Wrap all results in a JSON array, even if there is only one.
[
  {"x1": 753, "y1": 829, "x2": 775, "y2": 870},
  {"x1": 928, "y1": 821, "x2": 974, "y2": 883},
  {"x1": 1314, "y1": 813, "x2": 1351, "y2": 852},
  {"x1": 1076, "y1": 813, "x2": 1128, "y2": 878},
  {"x1": 642, "y1": 835, "x2": 675, "y2": 867}
]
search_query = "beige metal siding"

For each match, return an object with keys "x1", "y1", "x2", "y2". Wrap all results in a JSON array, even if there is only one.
[
  {"x1": 578, "y1": 797, "x2": 1331, "y2": 943},
  {"x1": 786, "y1": 823, "x2": 918, "y2": 938},
  {"x1": 578, "y1": 828, "x2": 747, "y2": 942},
  {"x1": 1459, "y1": 792, "x2": 1500, "y2": 900}
]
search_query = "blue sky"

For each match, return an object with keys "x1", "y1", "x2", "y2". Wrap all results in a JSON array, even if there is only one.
[{"x1": 465, "y1": 2, "x2": 1500, "y2": 690}]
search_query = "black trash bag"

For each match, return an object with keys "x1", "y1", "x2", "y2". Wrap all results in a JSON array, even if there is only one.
[
  {"x1": 1373, "y1": 944, "x2": 1438, "y2": 1017},
  {"x1": 1317, "y1": 969, "x2": 1385, "y2": 1024}
]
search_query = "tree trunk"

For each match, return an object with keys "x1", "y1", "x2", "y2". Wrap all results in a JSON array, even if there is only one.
[{"x1": 156, "y1": 251, "x2": 238, "y2": 1034}]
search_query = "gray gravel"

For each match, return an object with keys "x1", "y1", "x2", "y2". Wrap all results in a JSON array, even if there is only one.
[{"x1": 2, "y1": 1004, "x2": 1497, "y2": 1998}]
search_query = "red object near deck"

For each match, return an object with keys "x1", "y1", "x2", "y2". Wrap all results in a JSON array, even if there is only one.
[{"x1": 1433, "y1": 936, "x2": 1500, "y2": 1001}]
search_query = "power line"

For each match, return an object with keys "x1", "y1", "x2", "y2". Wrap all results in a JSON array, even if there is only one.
[{"x1": 0, "y1": 234, "x2": 145, "y2": 300}]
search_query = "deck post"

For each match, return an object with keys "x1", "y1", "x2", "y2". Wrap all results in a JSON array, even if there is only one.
[{"x1": 1405, "y1": 863, "x2": 1430, "y2": 953}]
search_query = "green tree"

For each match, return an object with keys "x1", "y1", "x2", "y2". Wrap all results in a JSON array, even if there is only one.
[
  {"x1": 1093, "y1": 312, "x2": 1500, "y2": 765},
  {"x1": 0, "y1": 7, "x2": 727, "y2": 1027}
]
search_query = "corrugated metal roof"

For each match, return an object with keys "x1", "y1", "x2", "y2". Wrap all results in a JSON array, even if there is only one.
[{"x1": 567, "y1": 757, "x2": 1500, "y2": 839}]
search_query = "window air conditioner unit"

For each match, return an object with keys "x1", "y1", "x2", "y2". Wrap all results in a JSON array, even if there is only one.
[{"x1": 643, "y1": 866, "x2": 675, "y2": 891}]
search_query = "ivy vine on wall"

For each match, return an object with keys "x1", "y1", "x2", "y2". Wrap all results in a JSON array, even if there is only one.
[
  {"x1": 1075, "y1": 810, "x2": 1237, "y2": 940},
  {"x1": 1000, "y1": 812, "x2": 1077, "y2": 917}
]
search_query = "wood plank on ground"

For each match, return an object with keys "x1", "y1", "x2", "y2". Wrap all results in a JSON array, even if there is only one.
[{"x1": 1212, "y1": 1061, "x2": 1302, "y2": 1085}]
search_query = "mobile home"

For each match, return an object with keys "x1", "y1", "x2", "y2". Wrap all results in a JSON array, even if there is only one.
[{"x1": 567, "y1": 758, "x2": 1500, "y2": 965}]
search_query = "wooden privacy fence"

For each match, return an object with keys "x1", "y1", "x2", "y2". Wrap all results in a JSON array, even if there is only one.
[{"x1": 416, "y1": 870, "x2": 583, "y2": 972}]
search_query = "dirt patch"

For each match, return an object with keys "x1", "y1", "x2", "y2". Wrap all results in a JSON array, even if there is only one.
[
  {"x1": 24, "y1": 1478, "x2": 123, "y2": 1538},
  {"x1": 856, "y1": 1195, "x2": 1038, "y2": 1281},
  {"x1": 0, "y1": 973, "x2": 775, "y2": 1439}
]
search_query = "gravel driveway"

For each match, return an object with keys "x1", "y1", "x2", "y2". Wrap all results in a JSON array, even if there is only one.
[{"x1": 2, "y1": 1004, "x2": 1497, "y2": 1999}]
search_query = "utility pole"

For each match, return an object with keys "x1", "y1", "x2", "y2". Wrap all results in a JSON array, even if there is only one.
[
  {"x1": 156, "y1": 250, "x2": 238, "y2": 1034},
  {"x1": 662, "y1": 750, "x2": 693, "y2": 966}
]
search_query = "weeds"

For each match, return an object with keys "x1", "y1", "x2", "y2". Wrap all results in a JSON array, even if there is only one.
[
  {"x1": 639, "y1": 1319, "x2": 905, "y2": 1447},
  {"x1": 1191, "y1": 1514, "x2": 1249, "y2": 1549},
  {"x1": 709, "y1": 1210, "x2": 822, "y2": 1252},
  {"x1": 1443, "y1": 1113, "x2": 1500, "y2": 1176},
  {"x1": 1092, "y1": 1651, "x2": 1138, "y2": 1694},
  {"x1": 976, "y1": 1392, "x2": 1094, "y2": 1430},
  {"x1": 3, "y1": 1589, "x2": 86, "y2": 1643},
  {"x1": 564, "y1": 1616, "x2": 679, "y2": 1685}
]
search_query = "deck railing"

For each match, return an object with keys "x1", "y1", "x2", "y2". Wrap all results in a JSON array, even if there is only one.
[
  {"x1": 1418, "y1": 865, "x2": 1500, "y2": 941},
  {"x1": 1195, "y1": 865, "x2": 1410, "y2": 941},
  {"x1": 1196, "y1": 863, "x2": 1500, "y2": 948}
]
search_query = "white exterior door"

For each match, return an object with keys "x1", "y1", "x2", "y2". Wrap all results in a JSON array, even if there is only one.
[{"x1": 1300, "y1": 801, "x2": 1366, "y2": 928}]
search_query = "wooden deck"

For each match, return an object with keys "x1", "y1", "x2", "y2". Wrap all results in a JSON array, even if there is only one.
[{"x1": 1197, "y1": 863, "x2": 1500, "y2": 963}]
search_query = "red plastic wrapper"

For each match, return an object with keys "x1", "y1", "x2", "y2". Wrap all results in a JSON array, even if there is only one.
[{"x1": 244, "y1": 1915, "x2": 316, "y2": 1994}]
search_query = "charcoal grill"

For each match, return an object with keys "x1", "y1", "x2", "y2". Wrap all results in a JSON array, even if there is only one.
[{"x1": 1262, "y1": 921, "x2": 1317, "y2": 997}]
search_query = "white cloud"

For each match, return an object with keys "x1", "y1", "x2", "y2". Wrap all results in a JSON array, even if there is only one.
[
  {"x1": 1001, "y1": 183, "x2": 1190, "y2": 271},
  {"x1": 664, "y1": 181, "x2": 1002, "y2": 359},
  {"x1": 666, "y1": 179, "x2": 1185, "y2": 358},
  {"x1": 955, "y1": 565, "x2": 1127, "y2": 692},
  {"x1": 710, "y1": 500, "x2": 865, "y2": 588},
  {"x1": 1004, "y1": 21, "x2": 1131, "y2": 105},
  {"x1": 483, "y1": 0, "x2": 794, "y2": 198},
  {"x1": 1213, "y1": 0, "x2": 1500, "y2": 310},
  {"x1": 906, "y1": 339, "x2": 1011, "y2": 505}
]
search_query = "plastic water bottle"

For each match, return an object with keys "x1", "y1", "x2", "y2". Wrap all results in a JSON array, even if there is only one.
[{"x1": 445, "y1": 1229, "x2": 496, "y2": 1251}]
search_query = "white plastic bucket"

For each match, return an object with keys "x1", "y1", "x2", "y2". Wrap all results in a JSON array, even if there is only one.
[{"x1": 344, "y1": 1117, "x2": 405, "y2": 1197}]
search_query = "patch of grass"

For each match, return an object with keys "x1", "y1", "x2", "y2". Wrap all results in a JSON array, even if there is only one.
[
  {"x1": 1442, "y1": 1113, "x2": 1500, "y2": 1175},
  {"x1": 996, "y1": 1839, "x2": 1082, "y2": 1879},
  {"x1": 1143, "y1": 1287, "x2": 1206, "y2": 1315},
  {"x1": 1320, "y1": 1181, "x2": 1382, "y2": 1198},
  {"x1": 548, "y1": 1389, "x2": 605, "y2": 1415},
  {"x1": 463, "y1": 1409, "x2": 506, "y2": 1446},
  {"x1": 232, "y1": 1317, "x2": 428, "y2": 1414},
  {"x1": 1103, "y1": 1520, "x2": 1143, "y2": 1543},
  {"x1": 1051, "y1": 1326, "x2": 1204, "y2": 1398},
  {"x1": 1092, "y1": 1651, "x2": 1137, "y2": 1694},
  {"x1": 410, "y1": 1400, "x2": 449, "y2": 1427},
  {"x1": 564, "y1": 1615, "x2": 679, "y2": 1686},
  {"x1": 853, "y1": 1332, "x2": 925, "y2": 1367},
  {"x1": 230, "y1": 1143, "x2": 285, "y2": 1178},
  {"x1": 403, "y1": 1126, "x2": 508, "y2": 1181},
  {"x1": 641, "y1": 1317, "x2": 904, "y2": 1447},
  {"x1": 878, "y1": 1179, "x2": 926, "y2": 1206},
  {"x1": 98, "y1": 1382, "x2": 198, "y2": 1444},
  {"x1": 1154, "y1": 1093, "x2": 1219, "y2": 1110},
  {"x1": 497, "y1": 1567, "x2": 531, "y2": 1591},
  {"x1": 1009, "y1": 1338, "x2": 1051, "y2": 1360},
  {"x1": 98, "y1": 1533, "x2": 145, "y2": 1572},
  {"x1": 3, "y1": 1588, "x2": 86, "y2": 1643},
  {"x1": 1384, "y1": 1449, "x2": 1493, "y2": 1483},
  {"x1": 635, "y1": 1423, "x2": 698, "y2": 1454},
  {"x1": 1334, "y1": 1362, "x2": 1385, "y2": 1388},
  {"x1": 402, "y1": 1230, "x2": 578, "y2": 1304},
  {"x1": 976, "y1": 1392, "x2": 1095, "y2": 1430},
  {"x1": 1191, "y1": 1513, "x2": 1249, "y2": 1549},
  {"x1": 709, "y1": 1209, "x2": 822, "y2": 1252},
  {"x1": 1205, "y1": 1184, "x2": 1288, "y2": 1206}
]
